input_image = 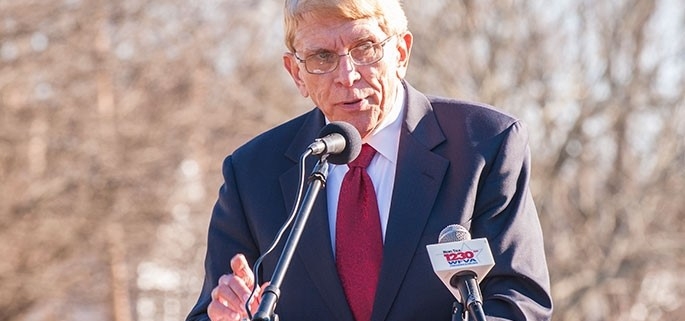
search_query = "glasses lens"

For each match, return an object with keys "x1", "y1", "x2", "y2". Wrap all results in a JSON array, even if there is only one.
[
  {"x1": 350, "y1": 43, "x2": 383, "y2": 65},
  {"x1": 306, "y1": 52, "x2": 337, "y2": 74}
]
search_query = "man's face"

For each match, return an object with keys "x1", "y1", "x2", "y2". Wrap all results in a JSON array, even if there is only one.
[{"x1": 283, "y1": 15, "x2": 412, "y2": 139}]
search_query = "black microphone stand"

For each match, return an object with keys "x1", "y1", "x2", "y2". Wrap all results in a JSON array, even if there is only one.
[
  {"x1": 251, "y1": 159, "x2": 329, "y2": 321},
  {"x1": 452, "y1": 300, "x2": 469, "y2": 321},
  {"x1": 451, "y1": 272, "x2": 487, "y2": 321}
]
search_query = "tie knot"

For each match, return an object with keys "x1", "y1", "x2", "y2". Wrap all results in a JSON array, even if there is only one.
[{"x1": 349, "y1": 144, "x2": 376, "y2": 168}]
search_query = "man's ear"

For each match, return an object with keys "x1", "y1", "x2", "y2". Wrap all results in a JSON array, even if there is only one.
[
  {"x1": 395, "y1": 31, "x2": 413, "y2": 79},
  {"x1": 283, "y1": 53, "x2": 310, "y2": 97}
]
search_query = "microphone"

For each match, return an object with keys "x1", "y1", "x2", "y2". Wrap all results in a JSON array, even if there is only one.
[
  {"x1": 308, "y1": 121, "x2": 362, "y2": 165},
  {"x1": 426, "y1": 224, "x2": 495, "y2": 321},
  {"x1": 251, "y1": 121, "x2": 361, "y2": 321},
  {"x1": 438, "y1": 224, "x2": 472, "y2": 243}
]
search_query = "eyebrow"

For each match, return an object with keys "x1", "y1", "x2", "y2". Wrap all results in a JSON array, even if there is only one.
[{"x1": 299, "y1": 35, "x2": 378, "y2": 56}]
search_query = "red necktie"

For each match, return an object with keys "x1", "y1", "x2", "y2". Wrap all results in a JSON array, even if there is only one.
[{"x1": 336, "y1": 144, "x2": 383, "y2": 321}]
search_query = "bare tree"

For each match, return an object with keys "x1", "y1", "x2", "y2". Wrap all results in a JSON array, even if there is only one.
[
  {"x1": 1, "y1": 0, "x2": 683, "y2": 320},
  {"x1": 405, "y1": 0, "x2": 685, "y2": 320},
  {"x1": 1, "y1": 1, "x2": 298, "y2": 320}
]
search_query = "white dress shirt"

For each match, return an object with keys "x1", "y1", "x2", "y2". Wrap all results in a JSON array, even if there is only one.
[{"x1": 326, "y1": 85, "x2": 406, "y2": 252}]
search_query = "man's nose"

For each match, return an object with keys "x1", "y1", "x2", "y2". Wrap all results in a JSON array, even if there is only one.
[{"x1": 334, "y1": 55, "x2": 361, "y2": 86}]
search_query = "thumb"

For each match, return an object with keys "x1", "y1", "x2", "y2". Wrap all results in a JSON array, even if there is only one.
[{"x1": 230, "y1": 254, "x2": 254, "y2": 288}]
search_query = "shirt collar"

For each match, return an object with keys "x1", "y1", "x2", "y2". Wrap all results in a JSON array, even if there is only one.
[{"x1": 366, "y1": 84, "x2": 405, "y2": 165}]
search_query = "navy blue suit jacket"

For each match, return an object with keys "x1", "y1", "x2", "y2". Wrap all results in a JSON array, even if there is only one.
[{"x1": 187, "y1": 82, "x2": 552, "y2": 321}]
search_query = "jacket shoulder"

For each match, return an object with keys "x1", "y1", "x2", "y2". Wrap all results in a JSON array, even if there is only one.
[{"x1": 427, "y1": 95, "x2": 523, "y2": 144}]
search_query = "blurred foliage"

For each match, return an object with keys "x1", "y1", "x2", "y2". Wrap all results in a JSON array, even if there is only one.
[{"x1": 1, "y1": 0, "x2": 683, "y2": 320}]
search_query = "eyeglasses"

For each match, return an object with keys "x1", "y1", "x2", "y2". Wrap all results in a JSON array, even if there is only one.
[{"x1": 293, "y1": 35, "x2": 396, "y2": 74}]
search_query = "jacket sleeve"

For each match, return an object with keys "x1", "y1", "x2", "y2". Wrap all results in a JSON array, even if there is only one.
[
  {"x1": 471, "y1": 121, "x2": 553, "y2": 321},
  {"x1": 185, "y1": 155, "x2": 260, "y2": 321}
]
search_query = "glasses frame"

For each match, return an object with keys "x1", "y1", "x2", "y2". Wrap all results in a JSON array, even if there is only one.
[{"x1": 293, "y1": 34, "x2": 397, "y2": 75}]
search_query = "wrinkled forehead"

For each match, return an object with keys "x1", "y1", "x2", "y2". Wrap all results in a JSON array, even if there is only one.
[{"x1": 292, "y1": 16, "x2": 385, "y2": 52}]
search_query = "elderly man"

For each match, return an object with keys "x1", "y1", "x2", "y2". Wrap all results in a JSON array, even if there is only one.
[{"x1": 186, "y1": 0, "x2": 553, "y2": 320}]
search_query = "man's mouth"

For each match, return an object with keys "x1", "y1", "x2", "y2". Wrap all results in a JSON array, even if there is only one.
[{"x1": 343, "y1": 98, "x2": 363, "y2": 105}]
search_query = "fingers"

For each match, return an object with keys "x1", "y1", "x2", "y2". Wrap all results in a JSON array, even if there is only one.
[
  {"x1": 209, "y1": 277, "x2": 267, "y2": 320},
  {"x1": 231, "y1": 254, "x2": 254, "y2": 288},
  {"x1": 209, "y1": 274, "x2": 252, "y2": 320},
  {"x1": 208, "y1": 254, "x2": 260, "y2": 321},
  {"x1": 207, "y1": 294, "x2": 241, "y2": 321},
  {"x1": 249, "y1": 282, "x2": 270, "y2": 312},
  {"x1": 222, "y1": 274, "x2": 251, "y2": 309}
]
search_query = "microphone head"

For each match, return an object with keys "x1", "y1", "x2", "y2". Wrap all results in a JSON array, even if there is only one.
[
  {"x1": 318, "y1": 121, "x2": 362, "y2": 165},
  {"x1": 428, "y1": 223, "x2": 495, "y2": 300},
  {"x1": 438, "y1": 224, "x2": 471, "y2": 243}
]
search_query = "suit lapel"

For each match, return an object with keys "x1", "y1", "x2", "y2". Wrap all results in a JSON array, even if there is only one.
[
  {"x1": 372, "y1": 83, "x2": 449, "y2": 321},
  {"x1": 277, "y1": 83, "x2": 448, "y2": 321},
  {"x1": 279, "y1": 110, "x2": 355, "y2": 321}
]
